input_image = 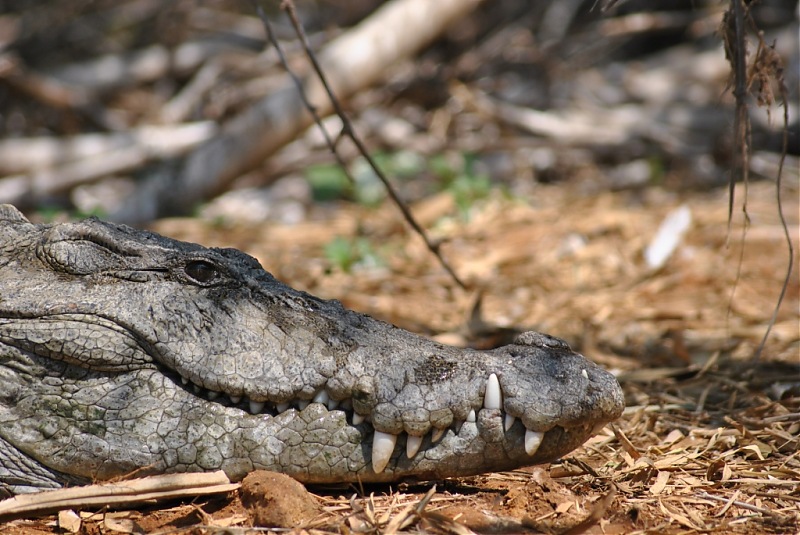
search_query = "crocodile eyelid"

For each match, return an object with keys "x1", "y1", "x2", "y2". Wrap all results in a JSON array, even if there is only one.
[
  {"x1": 52, "y1": 221, "x2": 141, "y2": 258},
  {"x1": 39, "y1": 233, "x2": 130, "y2": 275}
]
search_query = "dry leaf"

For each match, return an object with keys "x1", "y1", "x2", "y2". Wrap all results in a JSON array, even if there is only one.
[
  {"x1": 650, "y1": 471, "x2": 671, "y2": 495},
  {"x1": 57, "y1": 509, "x2": 81, "y2": 533}
]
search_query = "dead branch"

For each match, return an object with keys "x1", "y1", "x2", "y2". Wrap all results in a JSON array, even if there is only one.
[
  {"x1": 111, "y1": 0, "x2": 486, "y2": 223},
  {"x1": 47, "y1": 41, "x2": 241, "y2": 94},
  {"x1": 0, "y1": 53, "x2": 119, "y2": 131},
  {"x1": 0, "y1": 122, "x2": 215, "y2": 175},
  {"x1": 0, "y1": 471, "x2": 238, "y2": 521},
  {"x1": 0, "y1": 122, "x2": 216, "y2": 206},
  {"x1": 158, "y1": 61, "x2": 227, "y2": 124}
]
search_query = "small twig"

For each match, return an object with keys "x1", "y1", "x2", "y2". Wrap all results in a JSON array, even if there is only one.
[
  {"x1": 270, "y1": 0, "x2": 468, "y2": 290},
  {"x1": 697, "y1": 491, "x2": 784, "y2": 517},
  {"x1": 560, "y1": 484, "x2": 617, "y2": 535}
]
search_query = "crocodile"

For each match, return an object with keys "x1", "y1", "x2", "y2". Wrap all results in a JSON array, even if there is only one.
[{"x1": 0, "y1": 204, "x2": 624, "y2": 496}]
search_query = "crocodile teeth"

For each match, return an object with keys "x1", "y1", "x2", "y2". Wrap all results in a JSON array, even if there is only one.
[
  {"x1": 327, "y1": 398, "x2": 340, "y2": 410},
  {"x1": 312, "y1": 390, "x2": 329, "y2": 405},
  {"x1": 276, "y1": 402, "x2": 290, "y2": 412},
  {"x1": 181, "y1": 377, "x2": 189, "y2": 385},
  {"x1": 581, "y1": 369, "x2": 589, "y2": 379},
  {"x1": 406, "y1": 435, "x2": 423, "y2": 458},
  {"x1": 297, "y1": 400, "x2": 310, "y2": 410},
  {"x1": 249, "y1": 401, "x2": 266, "y2": 414},
  {"x1": 504, "y1": 414, "x2": 516, "y2": 431},
  {"x1": 466, "y1": 409, "x2": 476, "y2": 423},
  {"x1": 484, "y1": 373, "x2": 502, "y2": 410},
  {"x1": 431, "y1": 427, "x2": 445, "y2": 442},
  {"x1": 372, "y1": 431, "x2": 398, "y2": 474},
  {"x1": 352, "y1": 413, "x2": 365, "y2": 425},
  {"x1": 206, "y1": 390, "x2": 220, "y2": 400},
  {"x1": 524, "y1": 429, "x2": 544, "y2": 456},
  {"x1": 229, "y1": 396, "x2": 242, "y2": 404}
]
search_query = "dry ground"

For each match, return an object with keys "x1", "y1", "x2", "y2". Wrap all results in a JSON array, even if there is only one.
[{"x1": 3, "y1": 177, "x2": 797, "y2": 534}]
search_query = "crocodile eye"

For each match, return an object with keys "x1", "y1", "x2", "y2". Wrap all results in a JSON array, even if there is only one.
[{"x1": 184, "y1": 260, "x2": 218, "y2": 284}]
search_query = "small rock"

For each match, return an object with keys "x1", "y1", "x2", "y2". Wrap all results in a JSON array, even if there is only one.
[{"x1": 240, "y1": 471, "x2": 321, "y2": 528}]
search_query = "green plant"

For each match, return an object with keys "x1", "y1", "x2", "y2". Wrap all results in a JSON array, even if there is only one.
[
  {"x1": 305, "y1": 163, "x2": 351, "y2": 201},
  {"x1": 430, "y1": 153, "x2": 492, "y2": 219},
  {"x1": 324, "y1": 236, "x2": 383, "y2": 273}
]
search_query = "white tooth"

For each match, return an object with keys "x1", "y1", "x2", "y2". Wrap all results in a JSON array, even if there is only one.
[
  {"x1": 431, "y1": 428, "x2": 445, "y2": 442},
  {"x1": 297, "y1": 400, "x2": 310, "y2": 410},
  {"x1": 406, "y1": 435, "x2": 423, "y2": 458},
  {"x1": 525, "y1": 429, "x2": 544, "y2": 456},
  {"x1": 207, "y1": 391, "x2": 219, "y2": 400},
  {"x1": 181, "y1": 377, "x2": 189, "y2": 385},
  {"x1": 193, "y1": 384, "x2": 201, "y2": 394},
  {"x1": 581, "y1": 369, "x2": 589, "y2": 379},
  {"x1": 276, "y1": 402, "x2": 290, "y2": 412},
  {"x1": 504, "y1": 414, "x2": 516, "y2": 431},
  {"x1": 249, "y1": 401, "x2": 265, "y2": 414},
  {"x1": 229, "y1": 396, "x2": 242, "y2": 404},
  {"x1": 313, "y1": 390, "x2": 329, "y2": 405},
  {"x1": 484, "y1": 373, "x2": 502, "y2": 410},
  {"x1": 352, "y1": 413, "x2": 365, "y2": 425},
  {"x1": 466, "y1": 409, "x2": 476, "y2": 423},
  {"x1": 327, "y1": 398, "x2": 340, "y2": 410},
  {"x1": 371, "y1": 431, "x2": 398, "y2": 474}
]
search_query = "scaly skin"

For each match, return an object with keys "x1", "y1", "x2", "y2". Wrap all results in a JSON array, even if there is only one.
[{"x1": 0, "y1": 204, "x2": 624, "y2": 496}]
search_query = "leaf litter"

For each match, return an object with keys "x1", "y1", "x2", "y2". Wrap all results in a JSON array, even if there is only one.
[{"x1": 4, "y1": 174, "x2": 797, "y2": 535}]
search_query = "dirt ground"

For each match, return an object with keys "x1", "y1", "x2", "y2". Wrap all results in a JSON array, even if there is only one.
[{"x1": 3, "y1": 177, "x2": 797, "y2": 534}]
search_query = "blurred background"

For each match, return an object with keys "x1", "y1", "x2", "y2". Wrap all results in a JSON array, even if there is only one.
[{"x1": 0, "y1": 1, "x2": 798, "y2": 532}]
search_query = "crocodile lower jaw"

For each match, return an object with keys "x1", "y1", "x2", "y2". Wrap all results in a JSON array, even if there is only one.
[{"x1": 180, "y1": 371, "x2": 547, "y2": 474}]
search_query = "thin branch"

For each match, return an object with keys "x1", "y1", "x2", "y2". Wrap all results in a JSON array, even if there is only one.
[
  {"x1": 720, "y1": 1, "x2": 793, "y2": 360},
  {"x1": 250, "y1": 0, "x2": 354, "y2": 186},
  {"x1": 752, "y1": 40, "x2": 793, "y2": 360},
  {"x1": 272, "y1": 0, "x2": 468, "y2": 290},
  {"x1": 0, "y1": 471, "x2": 238, "y2": 521}
]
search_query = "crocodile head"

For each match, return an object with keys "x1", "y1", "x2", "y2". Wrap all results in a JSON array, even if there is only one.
[{"x1": 0, "y1": 204, "x2": 624, "y2": 495}]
